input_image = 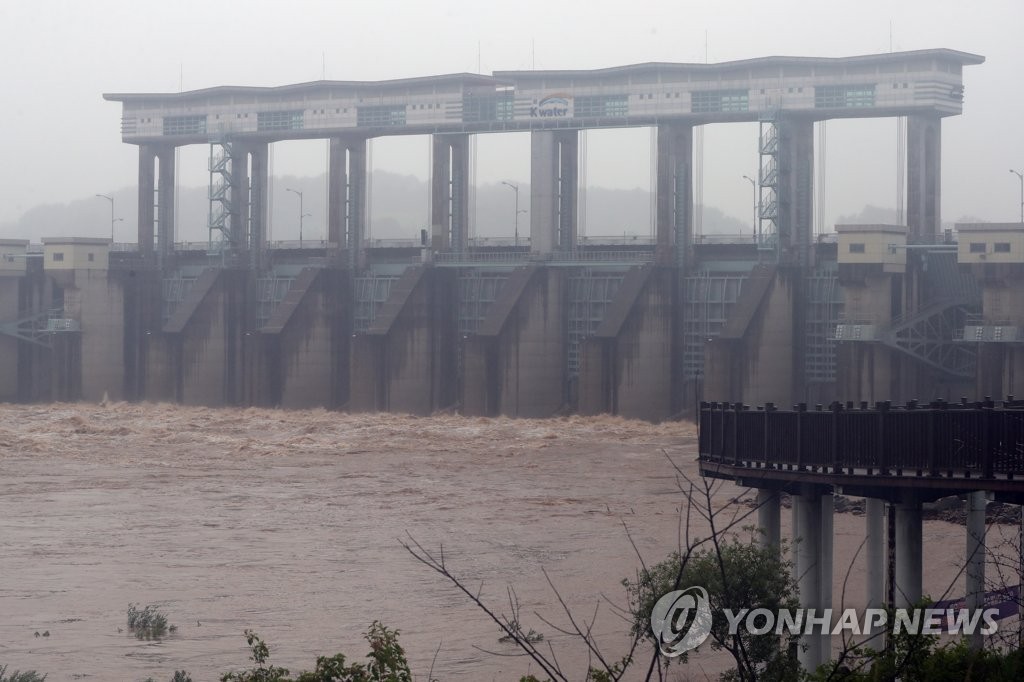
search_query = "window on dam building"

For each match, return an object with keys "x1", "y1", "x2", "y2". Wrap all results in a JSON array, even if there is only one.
[
  {"x1": 574, "y1": 94, "x2": 629, "y2": 118},
  {"x1": 162, "y1": 114, "x2": 207, "y2": 136},
  {"x1": 357, "y1": 105, "x2": 407, "y2": 127},
  {"x1": 815, "y1": 84, "x2": 876, "y2": 108},
  {"x1": 257, "y1": 110, "x2": 304, "y2": 131},
  {"x1": 691, "y1": 89, "x2": 749, "y2": 113}
]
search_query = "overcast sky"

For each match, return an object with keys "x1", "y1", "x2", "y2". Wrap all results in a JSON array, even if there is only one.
[{"x1": 1, "y1": 0, "x2": 1021, "y2": 232}]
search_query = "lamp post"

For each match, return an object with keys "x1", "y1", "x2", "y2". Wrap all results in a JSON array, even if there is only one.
[
  {"x1": 742, "y1": 175, "x2": 758, "y2": 242},
  {"x1": 1011, "y1": 169, "x2": 1024, "y2": 223},
  {"x1": 95, "y1": 193, "x2": 117, "y2": 242},
  {"x1": 286, "y1": 188, "x2": 306, "y2": 247},
  {"x1": 500, "y1": 181, "x2": 526, "y2": 247}
]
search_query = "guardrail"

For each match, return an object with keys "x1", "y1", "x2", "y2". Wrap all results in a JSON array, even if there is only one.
[{"x1": 698, "y1": 399, "x2": 1024, "y2": 480}]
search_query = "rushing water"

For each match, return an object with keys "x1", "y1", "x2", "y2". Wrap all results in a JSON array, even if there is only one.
[{"x1": 0, "y1": 403, "x2": 990, "y2": 681}]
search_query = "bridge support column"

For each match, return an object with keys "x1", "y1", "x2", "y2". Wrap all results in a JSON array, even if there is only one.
[
  {"x1": 328, "y1": 137, "x2": 367, "y2": 269},
  {"x1": 894, "y1": 493, "x2": 923, "y2": 608},
  {"x1": 865, "y1": 498, "x2": 885, "y2": 636},
  {"x1": 156, "y1": 146, "x2": 176, "y2": 260},
  {"x1": 794, "y1": 486, "x2": 830, "y2": 672},
  {"x1": 777, "y1": 117, "x2": 813, "y2": 266},
  {"x1": 431, "y1": 134, "x2": 470, "y2": 254},
  {"x1": 966, "y1": 491, "x2": 988, "y2": 650},
  {"x1": 907, "y1": 114, "x2": 941, "y2": 241},
  {"x1": 530, "y1": 130, "x2": 577, "y2": 256},
  {"x1": 655, "y1": 123, "x2": 693, "y2": 266},
  {"x1": 138, "y1": 145, "x2": 156, "y2": 257},
  {"x1": 756, "y1": 488, "x2": 781, "y2": 551}
]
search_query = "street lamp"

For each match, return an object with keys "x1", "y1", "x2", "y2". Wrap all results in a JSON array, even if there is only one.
[
  {"x1": 286, "y1": 188, "x2": 307, "y2": 247},
  {"x1": 500, "y1": 181, "x2": 527, "y2": 247},
  {"x1": 95, "y1": 193, "x2": 119, "y2": 242},
  {"x1": 742, "y1": 175, "x2": 758, "y2": 242},
  {"x1": 1011, "y1": 169, "x2": 1024, "y2": 223}
]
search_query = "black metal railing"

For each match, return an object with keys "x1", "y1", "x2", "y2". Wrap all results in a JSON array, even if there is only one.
[{"x1": 699, "y1": 398, "x2": 1024, "y2": 479}]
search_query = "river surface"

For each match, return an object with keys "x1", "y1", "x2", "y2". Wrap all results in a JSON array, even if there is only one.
[{"x1": 0, "y1": 403, "x2": 1000, "y2": 681}]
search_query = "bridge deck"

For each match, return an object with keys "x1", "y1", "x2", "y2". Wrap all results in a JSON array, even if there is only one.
[{"x1": 698, "y1": 399, "x2": 1024, "y2": 503}]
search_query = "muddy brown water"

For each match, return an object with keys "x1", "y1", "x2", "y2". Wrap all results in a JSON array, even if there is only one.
[{"x1": 0, "y1": 403, "x2": 1003, "y2": 681}]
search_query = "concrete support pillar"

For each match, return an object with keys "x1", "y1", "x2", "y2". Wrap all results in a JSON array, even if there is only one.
[
  {"x1": 328, "y1": 138, "x2": 346, "y2": 246},
  {"x1": 756, "y1": 488, "x2": 781, "y2": 551},
  {"x1": 907, "y1": 114, "x2": 941, "y2": 241},
  {"x1": 966, "y1": 491, "x2": 988, "y2": 650},
  {"x1": 821, "y1": 491, "x2": 834, "y2": 615},
  {"x1": 655, "y1": 123, "x2": 693, "y2": 266},
  {"x1": 328, "y1": 137, "x2": 368, "y2": 270},
  {"x1": 230, "y1": 145, "x2": 250, "y2": 252},
  {"x1": 137, "y1": 145, "x2": 156, "y2": 256},
  {"x1": 430, "y1": 134, "x2": 470, "y2": 253},
  {"x1": 865, "y1": 498, "x2": 885, "y2": 633},
  {"x1": 156, "y1": 146, "x2": 176, "y2": 258},
  {"x1": 557, "y1": 130, "x2": 578, "y2": 253},
  {"x1": 249, "y1": 143, "x2": 269, "y2": 269},
  {"x1": 777, "y1": 117, "x2": 814, "y2": 266},
  {"x1": 894, "y1": 494, "x2": 923, "y2": 608},
  {"x1": 530, "y1": 130, "x2": 578, "y2": 255},
  {"x1": 794, "y1": 487, "x2": 824, "y2": 672}
]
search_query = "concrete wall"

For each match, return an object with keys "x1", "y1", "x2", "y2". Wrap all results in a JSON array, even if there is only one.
[
  {"x1": 266, "y1": 268, "x2": 349, "y2": 409},
  {"x1": 65, "y1": 270, "x2": 126, "y2": 401},
  {"x1": 578, "y1": 266, "x2": 675, "y2": 421},
  {"x1": 350, "y1": 267, "x2": 456, "y2": 415},
  {"x1": 704, "y1": 266, "x2": 798, "y2": 408},
  {"x1": 495, "y1": 267, "x2": 566, "y2": 417},
  {"x1": 0, "y1": 276, "x2": 21, "y2": 402},
  {"x1": 168, "y1": 269, "x2": 249, "y2": 407}
]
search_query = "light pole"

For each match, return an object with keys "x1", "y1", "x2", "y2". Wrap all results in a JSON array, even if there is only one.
[
  {"x1": 742, "y1": 175, "x2": 758, "y2": 242},
  {"x1": 1011, "y1": 169, "x2": 1024, "y2": 223},
  {"x1": 95, "y1": 193, "x2": 118, "y2": 242},
  {"x1": 500, "y1": 181, "x2": 526, "y2": 247},
  {"x1": 286, "y1": 188, "x2": 306, "y2": 247}
]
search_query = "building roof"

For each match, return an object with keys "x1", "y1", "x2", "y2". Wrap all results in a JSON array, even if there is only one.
[
  {"x1": 103, "y1": 73, "x2": 508, "y2": 104},
  {"x1": 494, "y1": 48, "x2": 985, "y2": 80}
]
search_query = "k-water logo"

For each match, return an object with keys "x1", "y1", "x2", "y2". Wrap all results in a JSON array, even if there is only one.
[{"x1": 530, "y1": 95, "x2": 570, "y2": 118}]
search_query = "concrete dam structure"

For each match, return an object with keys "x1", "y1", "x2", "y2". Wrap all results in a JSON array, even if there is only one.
[{"x1": 6, "y1": 48, "x2": 1018, "y2": 421}]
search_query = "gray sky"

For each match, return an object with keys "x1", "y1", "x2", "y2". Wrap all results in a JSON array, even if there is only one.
[{"x1": 1, "y1": 0, "x2": 1021, "y2": 231}]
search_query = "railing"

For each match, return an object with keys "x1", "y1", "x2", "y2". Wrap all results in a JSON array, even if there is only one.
[
  {"x1": 698, "y1": 399, "x2": 1024, "y2": 480},
  {"x1": 435, "y1": 249, "x2": 655, "y2": 265}
]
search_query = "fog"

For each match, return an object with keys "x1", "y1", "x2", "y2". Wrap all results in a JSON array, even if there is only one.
[{"x1": 0, "y1": 0, "x2": 1021, "y2": 235}]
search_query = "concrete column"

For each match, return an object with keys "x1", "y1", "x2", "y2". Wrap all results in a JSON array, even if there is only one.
[
  {"x1": 966, "y1": 491, "x2": 988, "y2": 650},
  {"x1": 556, "y1": 130, "x2": 578, "y2": 254},
  {"x1": 894, "y1": 494, "x2": 923, "y2": 608},
  {"x1": 531, "y1": 131, "x2": 558, "y2": 255},
  {"x1": 430, "y1": 135, "x2": 451, "y2": 251},
  {"x1": 451, "y1": 135, "x2": 469, "y2": 253},
  {"x1": 756, "y1": 488, "x2": 781, "y2": 551},
  {"x1": 907, "y1": 114, "x2": 941, "y2": 241},
  {"x1": 865, "y1": 498, "x2": 885, "y2": 630},
  {"x1": 347, "y1": 139, "x2": 368, "y2": 270},
  {"x1": 156, "y1": 146, "x2": 176, "y2": 258},
  {"x1": 820, "y1": 492, "x2": 834, "y2": 667},
  {"x1": 655, "y1": 123, "x2": 693, "y2": 266},
  {"x1": 430, "y1": 135, "x2": 470, "y2": 253},
  {"x1": 249, "y1": 143, "x2": 269, "y2": 269},
  {"x1": 328, "y1": 138, "x2": 347, "y2": 246},
  {"x1": 137, "y1": 145, "x2": 156, "y2": 256},
  {"x1": 777, "y1": 117, "x2": 814, "y2": 266},
  {"x1": 794, "y1": 488, "x2": 823, "y2": 671},
  {"x1": 230, "y1": 144, "x2": 250, "y2": 252}
]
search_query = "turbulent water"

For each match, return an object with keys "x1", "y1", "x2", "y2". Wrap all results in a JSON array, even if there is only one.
[
  {"x1": 0, "y1": 404, "x2": 704, "y2": 681},
  {"x1": 0, "y1": 403, "x2": 999, "y2": 681}
]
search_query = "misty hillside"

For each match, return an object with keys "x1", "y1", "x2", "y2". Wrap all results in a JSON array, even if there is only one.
[{"x1": 0, "y1": 170, "x2": 748, "y2": 243}]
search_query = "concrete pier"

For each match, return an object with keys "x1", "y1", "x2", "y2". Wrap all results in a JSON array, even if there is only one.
[{"x1": 893, "y1": 494, "x2": 923, "y2": 608}]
